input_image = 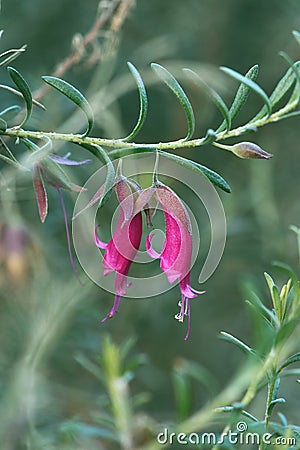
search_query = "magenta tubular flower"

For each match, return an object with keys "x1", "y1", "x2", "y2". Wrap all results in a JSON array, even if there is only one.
[
  {"x1": 146, "y1": 184, "x2": 204, "y2": 340},
  {"x1": 94, "y1": 178, "x2": 143, "y2": 322}
]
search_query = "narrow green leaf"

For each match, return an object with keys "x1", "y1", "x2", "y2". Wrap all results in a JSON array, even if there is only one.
[
  {"x1": 293, "y1": 30, "x2": 300, "y2": 46},
  {"x1": 219, "y1": 331, "x2": 255, "y2": 355},
  {"x1": 42, "y1": 76, "x2": 94, "y2": 137},
  {"x1": 267, "y1": 398, "x2": 286, "y2": 416},
  {"x1": 0, "y1": 137, "x2": 19, "y2": 162},
  {"x1": 275, "y1": 319, "x2": 299, "y2": 347},
  {"x1": 272, "y1": 377, "x2": 281, "y2": 401},
  {"x1": 172, "y1": 371, "x2": 191, "y2": 422},
  {"x1": 0, "y1": 83, "x2": 45, "y2": 110},
  {"x1": 202, "y1": 128, "x2": 217, "y2": 144},
  {"x1": 245, "y1": 299, "x2": 275, "y2": 329},
  {"x1": 0, "y1": 45, "x2": 26, "y2": 67},
  {"x1": 278, "y1": 352, "x2": 300, "y2": 373},
  {"x1": 0, "y1": 118, "x2": 7, "y2": 131},
  {"x1": 78, "y1": 143, "x2": 115, "y2": 207},
  {"x1": 184, "y1": 68, "x2": 231, "y2": 132},
  {"x1": 0, "y1": 153, "x2": 20, "y2": 167},
  {"x1": 272, "y1": 261, "x2": 300, "y2": 303},
  {"x1": 7, "y1": 66, "x2": 32, "y2": 127},
  {"x1": 272, "y1": 285, "x2": 281, "y2": 319},
  {"x1": 108, "y1": 146, "x2": 231, "y2": 193},
  {"x1": 217, "y1": 65, "x2": 259, "y2": 132},
  {"x1": 251, "y1": 62, "x2": 300, "y2": 122},
  {"x1": 75, "y1": 352, "x2": 104, "y2": 382},
  {"x1": 220, "y1": 66, "x2": 272, "y2": 116},
  {"x1": 124, "y1": 62, "x2": 148, "y2": 141},
  {"x1": 217, "y1": 407, "x2": 258, "y2": 423},
  {"x1": 151, "y1": 63, "x2": 195, "y2": 140},
  {"x1": 0, "y1": 105, "x2": 21, "y2": 121},
  {"x1": 178, "y1": 360, "x2": 218, "y2": 395},
  {"x1": 264, "y1": 272, "x2": 276, "y2": 296}
]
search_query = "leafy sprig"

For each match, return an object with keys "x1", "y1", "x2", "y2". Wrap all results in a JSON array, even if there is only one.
[{"x1": 1, "y1": 30, "x2": 300, "y2": 201}]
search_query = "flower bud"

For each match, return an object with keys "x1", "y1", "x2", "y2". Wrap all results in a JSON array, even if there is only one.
[{"x1": 231, "y1": 142, "x2": 272, "y2": 159}]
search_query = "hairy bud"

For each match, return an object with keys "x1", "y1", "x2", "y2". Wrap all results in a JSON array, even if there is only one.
[{"x1": 231, "y1": 142, "x2": 273, "y2": 159}]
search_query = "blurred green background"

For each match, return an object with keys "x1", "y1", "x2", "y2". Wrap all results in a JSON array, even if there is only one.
[{"x1": 0, "y1": 0, "x2": 300, "y2": 448}]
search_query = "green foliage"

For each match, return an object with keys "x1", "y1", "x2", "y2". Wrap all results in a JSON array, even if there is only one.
[
  {"x1": 151, "y1": 62, "x2": 195, "y2": 140},
  {"x1": 1, "y1": 5, "x2": 300, "y2": 450},
  {"x1": 42, "y1": 76, "x2": 94, "y2": 137},
  {"x1": 7, "y1": 66, "x2": 32, "y2": 127},
  {"x1": 124, "y1": 62, "x2": 148, "y2": 142}
]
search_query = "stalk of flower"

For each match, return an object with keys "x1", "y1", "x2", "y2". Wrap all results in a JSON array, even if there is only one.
[
  {"x1": 143, "y1": 182, "x2": 204, "y2": 340},
  {"x1": 32, "y1": 152, "x2": 90, "y2": 282},
  {"x1": 94, "y1": 176, "x2": 143, "y2": 322}
]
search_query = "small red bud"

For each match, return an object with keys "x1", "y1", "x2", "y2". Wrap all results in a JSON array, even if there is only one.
[{"x1": 232, "y1": 142, "x2": 273, "y2": 159}]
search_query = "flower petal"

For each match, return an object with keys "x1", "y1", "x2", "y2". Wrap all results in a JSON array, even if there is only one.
[
  {"x1": 49, "y1": 153, "x2": 91, "y2": 165},
  {"x1": 116, "y1": 178, "x2": 134, "y2": 222},
  {"x1": 101, "y1": 295, "x2": 121, "y2": 322},
  {"x1": 94, "y1": 225, "x2": 108, "y2": 249},
  {"x1": 156, "y1": 184, "x2": 192, "y2": 233},
  {"x1": 180, "y1": 275, "x2": 205, "y2": 298},
  {"x1": 146, "y1": 233, "x2": 161, "y2": 259}
]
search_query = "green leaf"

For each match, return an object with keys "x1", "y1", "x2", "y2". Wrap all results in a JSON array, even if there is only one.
[
  {"x1": 220, "y1": 66, "x2": 272, "y2": 116},
  {"x1": 0, "y1": 105, "x2": 21, "y2": 121},
  {"x1": 217, "y1": 65, "x2": 259, "y2": 132},
  {"x1": 251, "y1": 62, "x2": 300, "y2": 122},
  {"x1": 275, "y1": 319, "x2": 299, "y2": 347},
  {"x1": 0, "y1": 44, "x2": 26, "y2": 67},
  {"x1": 151, "y1": 63, "x2": 195, "y2": 140},
  {"x1": 172, "y1": 370, "x2": 191, "y2": 422},
  {"x1": 267, "y1": 398, "x2": 286, "y2": 416},
  {"x1": 177, "y1": 360, "x2": 218, "y2": 395},
  {"x1": 183, "y1": 68, "x2": 231, "y2": 132},
  {"x1": 0, "y1": 83, "x2": 45, "y2": 110},
  {"x1": 219, "y1": 331, "x2": 255, "y2": 355},
  {"x1": 7, "y1": 66, "x2": 32, "y2": 127},
  {"x1": 42, "y1": 76, "x2": 94, "y2": 137},
  {"x1": 124, "y1": 62, "x2": 148, "y2": 141},
  {"x1": 78, "y1": 143, "x2": 115, "y2": 207},
  {"x1": 75, "y1": 352, "x2": 104, "y2": 382},
  {"x1": 108, "y1": 146, "x2": 231, "y2": 193},
  {"x1": 0, "y1": 118, "x2": 7, "y2": 131},
  {"x1": 0, "y1": 137, "x2": 19, "y2": 162},
  {"x1": 293, "y1": 30, "x2": 300, "y2": 46},
  {"x1": 202, "y1": 128, "x2": 217, "y2": 144},
  {"x1": 272, "y1": 285, "x2": 282, "y2": 319},
  {"x1": 0, "y1": 153, "x2": 20, "y2": 167},
  {"x1": 278, "y1": 352, "x2": 300, "y2": 373},
  {"x1": 272, "y1": 261, "x2": 300, "y2": 304}
]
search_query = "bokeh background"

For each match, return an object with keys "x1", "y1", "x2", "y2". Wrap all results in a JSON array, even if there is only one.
[{"x1": 0, "y1": 0, "x2": 300, "y2": 448}]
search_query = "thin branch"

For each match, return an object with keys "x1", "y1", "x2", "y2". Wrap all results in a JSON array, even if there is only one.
[
  {"x1": 2, "y1": 94, "x2": 299, "y2": 153},
  {"x1": 33, "y1": 0, "x2": 135, "y2": 102}
]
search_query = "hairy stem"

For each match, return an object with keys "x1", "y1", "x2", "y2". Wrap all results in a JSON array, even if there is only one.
[{"x1": 2, "y1": 92, "x2": 299, "y2": 155}]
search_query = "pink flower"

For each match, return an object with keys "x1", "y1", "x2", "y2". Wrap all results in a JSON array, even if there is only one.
[
  {"x1": 145, "y1": 183, "x2": 204, "y2": 340},
  {"x1": 94, "y1": 177, "x2": 143, "y2": 322}
]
